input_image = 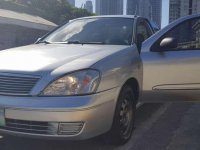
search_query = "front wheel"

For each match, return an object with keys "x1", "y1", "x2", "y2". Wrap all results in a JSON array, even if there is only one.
[{"x1": 104, "y1": 85, "x2": 136, "y2": 145}]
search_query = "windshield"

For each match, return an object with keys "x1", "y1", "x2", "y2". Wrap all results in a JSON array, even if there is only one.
[{"x1": 42, "y1": 18, "x2": 134, "y2": 45}]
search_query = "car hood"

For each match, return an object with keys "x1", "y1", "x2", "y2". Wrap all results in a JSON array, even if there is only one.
[{"x1": 0, "y1": 44, "x2": 129, "y2": 76}]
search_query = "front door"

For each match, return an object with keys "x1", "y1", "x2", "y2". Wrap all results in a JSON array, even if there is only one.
[{"x1": 141, "y1": 15, "x2": 200, "y2": 102}]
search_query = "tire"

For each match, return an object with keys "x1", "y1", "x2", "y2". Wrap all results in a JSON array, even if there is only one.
[{"x1": 104, "y1": 84, "x2": 136, "y2": 145}]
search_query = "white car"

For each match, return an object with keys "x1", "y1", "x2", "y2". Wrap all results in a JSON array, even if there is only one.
[{"x1": 0, "y1": 14, "x2": 199, "y2": 145}]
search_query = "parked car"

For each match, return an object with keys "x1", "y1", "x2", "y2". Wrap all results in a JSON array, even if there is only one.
[{"x1": 0, "y1": 14, "x2": 199, "y2": 145}]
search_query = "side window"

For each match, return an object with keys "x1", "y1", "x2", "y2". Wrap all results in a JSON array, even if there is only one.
[
  {"x1": 153, "y1": 17, "x2": 200, "y2": 51},
  {"x1": 136, "y1": 20, "x2": 152, "y2": 51},
  {"x1": 137, "y1": 21, "x2": 152, "y2": 40}
]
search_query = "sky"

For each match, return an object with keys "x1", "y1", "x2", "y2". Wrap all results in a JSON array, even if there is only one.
[{"x1": 76, "y1": 0, "x2": 169, "y2": 28}]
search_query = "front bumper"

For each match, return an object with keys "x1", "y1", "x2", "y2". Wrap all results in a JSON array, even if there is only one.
[{"x1": 0, "y1": 88, "x2": 119, "y2": 140}]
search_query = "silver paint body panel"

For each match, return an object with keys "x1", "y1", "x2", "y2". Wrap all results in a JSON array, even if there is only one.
[
  {"x1": 141, "y1": 13, "x2": 200, "y2": 102},
  {"x1": 0, "y1": 16, "x2": 142, "y2": 139},
  {"x1": 0, "y1": 14, "x2": 200, "y2": 139}
]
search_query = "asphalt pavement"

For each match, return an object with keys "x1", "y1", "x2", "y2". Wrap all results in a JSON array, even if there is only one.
[{"x1": 1, "y1": 102, "x2": 200, "y2": 150}]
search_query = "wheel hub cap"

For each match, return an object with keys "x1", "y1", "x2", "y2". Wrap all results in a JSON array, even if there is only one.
[{"x1": 119, "y1": 98, "x2": 133, "y2": 136}]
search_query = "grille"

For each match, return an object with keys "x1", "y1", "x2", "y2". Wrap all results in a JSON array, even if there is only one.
[
  {"x1": 0, "y1": 74, "x2": 40, "y2": 95},
  {"x1": 0, "y1": 119, "x2": 84, "y2": 136},
  {"x1": 2, "y1": 119, "x2": 58, "y2": 135},
  {"x1": 58, "y1": 122, "x2": 84, "y2": 135}
]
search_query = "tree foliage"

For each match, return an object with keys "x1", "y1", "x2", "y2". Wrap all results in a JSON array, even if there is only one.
[{"x1": 0, "y1": 0, "x2": 94, "y2": 24}]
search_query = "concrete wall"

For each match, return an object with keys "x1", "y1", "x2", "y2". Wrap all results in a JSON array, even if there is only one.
[{"x1": 0, "y1": 24, "x2": 48, "y2": 50}]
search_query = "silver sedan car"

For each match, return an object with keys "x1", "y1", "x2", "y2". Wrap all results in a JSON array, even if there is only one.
[{"x1": 0, "y1": 14, "x2": 199, "y2": 145}]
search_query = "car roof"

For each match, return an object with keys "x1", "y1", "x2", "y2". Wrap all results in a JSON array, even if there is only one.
[{"x1": 70, "y1": 15, "x2": 144, "y2": 22}]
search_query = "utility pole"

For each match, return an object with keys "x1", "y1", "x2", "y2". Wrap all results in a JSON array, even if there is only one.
[
  {"x1": 134, "y1": 4, "x2": 138, "y2": 15},
  {"x1": 150, "y1": 5, "x2": 153, "y2": 21}
]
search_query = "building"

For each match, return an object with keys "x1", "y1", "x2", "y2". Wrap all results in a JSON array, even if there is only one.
[
  {"x1": 126, "y1": 0, "x2": 162, "y2": 27},
  {"x1": 126, "y1": 0, "x2": 138, "y2": 15},
  {"x1": 67, "y1": 0, "x2": 75, "y2": 7},
  {"x1": 193, "y1": 20, "x2": 200, "y2": 48},
  {"x1": 150, "y1": 0, "x2": 162, "y2": 29},
  {"x1": 96, "y1": 0, "x2": 123, "y2": 15},
  {"x1": 169, "y1": 0, "x2": 200, "y2": 22},
  {"x1": 169, "y1": 0, "x2": 181, "y2": 22},
  {"x1": 84, "y1": 0, "x2": 93, "y2": 13},
  {"x1": 0, "y1": 9, "x2": 57, "y2": 50},
  {"x1": 193, "y1": 0, "x2": 200, "y2": 14}
]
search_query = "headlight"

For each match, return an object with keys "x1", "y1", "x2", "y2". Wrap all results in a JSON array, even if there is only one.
[{"x1": 41, "y1": 69, "x2": 100, "y2": 96}]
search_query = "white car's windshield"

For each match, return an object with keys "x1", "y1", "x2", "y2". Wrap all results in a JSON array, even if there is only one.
[{"x1": 41, "y1": 18, "x2": 134, "y2": 45}]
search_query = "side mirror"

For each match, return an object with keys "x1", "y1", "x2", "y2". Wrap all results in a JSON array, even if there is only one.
[{"x1": 160, "y1": 37, "x2": 178, "y2": 50}]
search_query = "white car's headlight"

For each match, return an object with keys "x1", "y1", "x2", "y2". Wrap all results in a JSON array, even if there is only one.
[{"x1": 41, "y1": 69, "x2": 100, "y2": 96}]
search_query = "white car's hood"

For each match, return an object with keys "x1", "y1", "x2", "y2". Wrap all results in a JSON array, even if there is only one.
[{"x1": 0, "y1": 44, "x2": 129, "y2": 75}]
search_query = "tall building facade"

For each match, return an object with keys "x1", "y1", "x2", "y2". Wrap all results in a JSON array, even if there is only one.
[
  {"x1": 169, "y1": 0, "x2": 200, "y2": 22},
  {"x1": 169, "y1": 0, "x2": 181, "y2": 22},
  {"x1": 84, "y1": 0, "x2": 93, "y2": 13},
  {"x1": 126, "y1": 0, "x2": 139, "y2": 15},
  {"x1": 150, "y1": 0, "x2": 162, "y2": 28},
  {"x1": 96, "y1": 0, "x2": 123, "y2": 15},
  {"x1": 67, "y1": 0, "x2": 75, "y2": 7},
  {"x1": 126, "y1": 0, "x2": 162, "y2": 27}
]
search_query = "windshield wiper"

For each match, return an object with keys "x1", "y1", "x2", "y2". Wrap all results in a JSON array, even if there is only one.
[
  {"x1": 67, "y1": 40, "x2": 105, "y2": 45},
  {"x1": 81, "y1": 42, "x2": 105, "y2": 45},
  {"x1": 38, "y1": 40, "x2": 52, "y2": 44},
  {"x1": 47, "y1": 40, "x2": 81, "y2": 44},
  {"x1": 46, "y1": 40, "x2": 105, "y2": 45},
  {"x1": 67, "y1": 40, "x2": 81, "y2": 44}
]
